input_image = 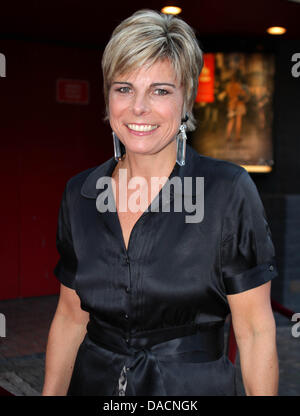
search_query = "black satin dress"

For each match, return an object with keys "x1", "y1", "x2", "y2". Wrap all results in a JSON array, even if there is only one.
[{"x1": 54, "y1": 144, "x2": 277, "y2": 396}]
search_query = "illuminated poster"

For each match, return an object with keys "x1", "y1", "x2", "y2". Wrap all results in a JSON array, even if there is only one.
[{"x1": 191, "y1": 53, "x2": 275, "y2": 172}]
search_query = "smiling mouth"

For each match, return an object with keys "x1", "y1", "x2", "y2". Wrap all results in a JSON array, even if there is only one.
[{"x1": 127, "y1": 124, "x2": 158, "y2": 132}]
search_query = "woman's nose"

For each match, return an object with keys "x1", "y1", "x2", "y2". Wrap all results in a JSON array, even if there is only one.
[{"x1": 131, "y1": 93, "x2": 150, "y2": 116}]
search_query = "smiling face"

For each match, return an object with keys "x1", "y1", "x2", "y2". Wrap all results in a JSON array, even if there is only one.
[{"x1": 108, "y1": 59, "x2": 185, "y2": 157}]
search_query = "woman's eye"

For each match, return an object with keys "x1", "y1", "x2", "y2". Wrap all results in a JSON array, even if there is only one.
[
  {"x1": 154, "y1": 89, "x2": 169, "y2": 96},
  {"x1": 117, "y1": 87, "x2": 131, "y2": 93}
]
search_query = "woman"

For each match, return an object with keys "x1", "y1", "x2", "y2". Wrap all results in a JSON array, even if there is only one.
[
  {"x1": 225, "y1": 72, "x2": 248, "y2": 143},
  {"x1": 42, "y1": 9, "x2": 278, "y2": 396}
]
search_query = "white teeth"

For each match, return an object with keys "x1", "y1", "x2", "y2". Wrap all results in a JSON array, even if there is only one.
[{"x1": 127, "y1": 124, "x2": 158, "y2": 132}]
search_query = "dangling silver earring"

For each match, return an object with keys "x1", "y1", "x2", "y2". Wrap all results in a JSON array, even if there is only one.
[
  {"x1": 112, "y1": 131, "x2": 122, "y2": 161},
  {"x1": 176, "y1": 115, "x2": 188, "y2": 166}
]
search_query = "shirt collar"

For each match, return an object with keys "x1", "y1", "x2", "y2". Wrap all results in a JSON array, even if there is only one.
[{"x1": 80, "y1": 143, "x2": 201, "y2": 200}]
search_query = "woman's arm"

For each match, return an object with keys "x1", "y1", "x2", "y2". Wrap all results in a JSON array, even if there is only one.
[
  {"x1": 227, "y1": 281, "x2": 279, "y2": 396},
  {"x1": 42, "y1": 284, "x2": 90, "y2": 396}
]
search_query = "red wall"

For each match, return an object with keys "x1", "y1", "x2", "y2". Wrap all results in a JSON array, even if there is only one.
[{"x1": 0, "y1": 39, "x2": 112, "y2": 300}]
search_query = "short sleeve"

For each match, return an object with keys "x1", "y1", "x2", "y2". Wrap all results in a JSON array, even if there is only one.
[
  {"x1": 221, "y1": 169, "x2": 278, "y2": 295},
  {"x1": 53, "y1": 184, "x2": 78, "y2": 289}
]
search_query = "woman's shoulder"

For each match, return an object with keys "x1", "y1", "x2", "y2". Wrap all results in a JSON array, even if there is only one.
[
  {"x1": 64, "y1": 157, "x2": 115, "y2": 199},
  {"x1": 187, "y1": 145, "x2": 246, "y2": 187}
]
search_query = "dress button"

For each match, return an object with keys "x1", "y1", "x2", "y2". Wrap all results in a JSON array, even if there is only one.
[
  {"x1": 125, "y1": 338, "x2": 129, "y2": 343},
  {"x1": 126, "y1": 257, "x2": 130, "y2": 264},
  {"x1": 269, "y1": 265, "x2": 274, "y2": 271},
  {"x1": 126, "y1": 367, "x2": 130, "y2": 372},
  {"x1": 125, "y1": 287, "x2": 130, "y2": 293},
  {"x1": 124, "y1": 314, "x2": 129, "y2": 319}
]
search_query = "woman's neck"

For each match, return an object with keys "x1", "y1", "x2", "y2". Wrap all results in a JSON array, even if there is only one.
[{"x1": 116, "y1": 139, "x2": 177, "y2": 183}]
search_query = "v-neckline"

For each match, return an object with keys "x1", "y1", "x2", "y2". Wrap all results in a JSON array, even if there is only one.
[{"x1": 110, "y1": 158, "x2": 179, "y2": 254}]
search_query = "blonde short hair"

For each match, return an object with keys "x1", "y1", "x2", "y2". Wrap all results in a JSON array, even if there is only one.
[{"x1": 101, "y1": 9, "x2": 203, "y2": 131}]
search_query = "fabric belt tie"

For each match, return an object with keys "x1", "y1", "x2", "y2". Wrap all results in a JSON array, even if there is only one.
[{"x1": 87, "y1": 316, "x2": 225, "y2": 395}]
